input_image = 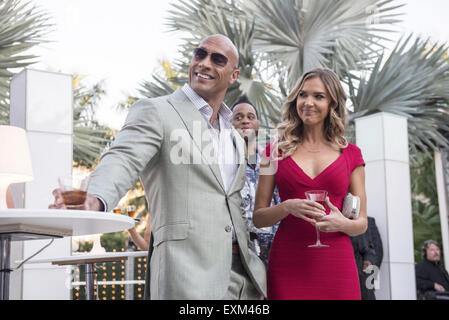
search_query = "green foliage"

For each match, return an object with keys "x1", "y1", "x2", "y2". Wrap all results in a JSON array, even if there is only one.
[
  {"x1": 410, "y1": 153, "x2": 443, "y2": 264},
  {"x1": 77, "y1": 240, "x2": 93, "y2": 253},
  {"x1": 412, "y1": 200, "x2": 442, "y2": 263},
  {"x1": 76, "y1": 229, "x2": 145, "y2": 254},
  {"x1": 122, "y1": 180, "x2": 148, "y2": 220},
  {"x1": 138, "y1": 74, "x2": 177, "y2": 99},
  {"x1": 100, "y1": 231, "x2": 129, "y2": 251},
  {"x1": 130, "y1": 0, "x2": 449, "y2": 270},
  {"x1": 411, "y1": 153, "x2": 438, "y2": 198},
  {"x1": 140, "y1": 0, "x2": 404, "y2": 125},
  {"x1": 0, "y1": 0, "x2": 53, "y2": 124},
  {"x1": 134, "y1": 0, "x2": 449, "y2": 159},
  {"x1": 77, "y1": 231, "x2": 136, "y2": 254},
  {"x1": 73, "y1": 77, "x2": 115, "y2": 168},
  {"x1": 0, "y1": 1, "x2": 111, "y2": 168},
  {"x1": 244, "y1": 0, "x2": 403, "y2": 89},
  {"x1": 74, "y1": 230, "x2": 147, "y2": 300},
  {"x1": 76, "y1": 232, "x2": 129, "y2": 253},
  {"x1": 349, "y1": 36, "x2": 449, "y2": 158}
]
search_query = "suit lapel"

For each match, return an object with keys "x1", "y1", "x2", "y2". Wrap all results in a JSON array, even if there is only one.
[{"x1": 167, "y1": 89, "x2": 225, "y2": 193}]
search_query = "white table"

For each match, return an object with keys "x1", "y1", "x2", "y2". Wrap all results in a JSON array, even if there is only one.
[
  {"x1": 21, "y1": 251, "x2": 148, "y2": 300},
  {"x1": 0, "y1": 209, "x2": 135, "y2": 300}
]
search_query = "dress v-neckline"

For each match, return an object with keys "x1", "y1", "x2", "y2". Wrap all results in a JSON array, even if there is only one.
[{"x1": 288, "y1": 151, "x2": 344, "y2": 181}]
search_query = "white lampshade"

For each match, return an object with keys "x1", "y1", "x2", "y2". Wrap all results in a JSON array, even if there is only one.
[{"x1": 0, "y1": 125, "x2": 34, "y2": 209}]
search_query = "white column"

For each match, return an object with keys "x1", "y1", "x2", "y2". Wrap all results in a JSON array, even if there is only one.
[
  {"x1": 9, "y1": 69, "x2": 73, "y2": 300},
  {"x1": 355, "y1": 112, "x2": 416, "y2": 300},
  {"x1": 434, "y1": 151, "x2": 449, "y2": 271}
]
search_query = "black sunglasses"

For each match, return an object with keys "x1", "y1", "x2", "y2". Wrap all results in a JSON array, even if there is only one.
[{"x1": 193, "y1": 47, "x2": 229, "y2": 67}]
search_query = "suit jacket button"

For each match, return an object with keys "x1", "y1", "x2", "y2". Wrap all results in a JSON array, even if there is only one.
[{"x1": 225, "y1": 226, "x2": 232, "y2": 233}]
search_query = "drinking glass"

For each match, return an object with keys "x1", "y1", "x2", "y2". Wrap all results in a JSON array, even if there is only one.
[
  {"x1": 58, "y1": 175, "x2": 89, "y2": 209},
  {"x1": 127, "y1": 205, "x2": 136, "y2": 218},
  {"x1": 305, "y1": 190, "x2": 329, "y2": 248},
  {"x1": 113, "y1": 207, "x2": 123, "y2": 214}
]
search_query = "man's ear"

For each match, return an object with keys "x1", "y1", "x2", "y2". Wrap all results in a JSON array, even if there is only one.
[{"x1": 229, "y1": 69, "x2": 240, "y2": 85}]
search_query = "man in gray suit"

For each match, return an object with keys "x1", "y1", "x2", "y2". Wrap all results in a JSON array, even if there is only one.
[{"x1": 51, "y1": 34, "x2": 266, "y2": 300}]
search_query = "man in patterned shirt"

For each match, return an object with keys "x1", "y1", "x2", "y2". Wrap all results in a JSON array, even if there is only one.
[{"x1": 232, "y1": 95, "x2": 281, "y2": 266}]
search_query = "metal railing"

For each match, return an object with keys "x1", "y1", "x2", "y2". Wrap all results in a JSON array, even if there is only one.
[
  {"x1": 18, "y1": 250, "x2": 149, "y2": 300},
  {"x1": 70, "y1": 250, "x2": 148, "y2": 300}
]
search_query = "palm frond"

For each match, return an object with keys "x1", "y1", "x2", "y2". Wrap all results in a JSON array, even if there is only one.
[
  {"x1": 244, "y1": 0, "x2": 403, "y2": 89},
  {"x1": 73, "y1": 78, "x2": 115, "y2": 168},
  {"x1": 138, "y1": 74, "x2": 178, "y2": 99},
  {"x1": 410, "y1": 152, "x2": 443, "y2": 261},
  {"x1": 145, "y1": 0, "x2": 449, "y2": 160},
  {"x1": 349, "y1": 35, "x2": 449, "y2": 157},
  {"x1": 164, "y1": 0, "x2": 284, "y2": 128},
  {"x1": 0, "y1": 0, "x2": 53, "y2": 124}
]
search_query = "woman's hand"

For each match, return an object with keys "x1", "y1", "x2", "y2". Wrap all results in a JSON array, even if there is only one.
[
  {"x1": 315, "y1": 197, "x2": 347, "y2": 232},
  {"x1": 283, "y1": 198, "x2": 326, "y2": 225}
]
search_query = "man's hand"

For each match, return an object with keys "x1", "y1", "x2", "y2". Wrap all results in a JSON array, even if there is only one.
[
  {"x1": 434, "y1": 283, "x2": 446, "y2": 293},
  {"x1": 48, "y1": 188, "x2": 104, "y2": 211}
]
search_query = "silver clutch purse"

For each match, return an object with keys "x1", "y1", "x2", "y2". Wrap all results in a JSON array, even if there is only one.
[{"x1": 342, "y1": 193, "x2": 360, "y2": 219}]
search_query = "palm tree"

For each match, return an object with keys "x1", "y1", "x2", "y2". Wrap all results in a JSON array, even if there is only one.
[
  {"x1": 0, "y1": 0, "x2": 52, "y2": 124},
  {"x1": 72, "y1": 75, "x2": 115, "y2": 169},
  {"x1": 136, "y1": 0, "x2": 449, "y2": 160},
  {"x1": 348, "y1": 35, "x2": 449, "y2": 157},
  {"x1": 166, "y1": 0, "x2": 287, "y2": 126},
  {"x1": 0, "y1": 0, "x2": 113, "y2": 169},
  {"x1": 122, "y1": 0, "x2": 449, "y2": 259},
  {"x1": 244, "y1": 0, "x2": 403, "y2": 88}
]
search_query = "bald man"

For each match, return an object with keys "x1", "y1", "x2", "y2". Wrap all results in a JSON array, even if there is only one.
[{"x1": 51, "y1": 35, "x2": 266, "y2": 300}]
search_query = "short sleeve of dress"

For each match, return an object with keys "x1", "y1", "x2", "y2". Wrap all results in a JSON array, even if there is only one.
[{"x1": 349, "y1": 143, "x2": 365, "y2": 172}]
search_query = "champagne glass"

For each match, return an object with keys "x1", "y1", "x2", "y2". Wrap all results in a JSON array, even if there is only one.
[{"x1": 305, "y1": 190, "x2": 329, "y2": 248}]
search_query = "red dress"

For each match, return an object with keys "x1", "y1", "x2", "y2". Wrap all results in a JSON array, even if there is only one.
[{"x1": 266, "y1": 143, "x2": 365, "y2": 300}]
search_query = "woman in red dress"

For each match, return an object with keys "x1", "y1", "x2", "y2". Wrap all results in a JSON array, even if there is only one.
[{"x1": 253, "y1": 68, "x2": 367, "y2": 300}]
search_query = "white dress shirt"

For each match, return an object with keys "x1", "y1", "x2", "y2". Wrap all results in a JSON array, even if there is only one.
[
  {"x1": 182, "y1": 84, "x2": 240, "y2": 243},
  {"x1": 182, "y1": 84, "x2": 238, "y2": 193}
]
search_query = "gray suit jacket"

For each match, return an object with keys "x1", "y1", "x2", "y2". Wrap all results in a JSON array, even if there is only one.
[{"x1": 88, "y1": 89, "x2": 267, "y2": 299}]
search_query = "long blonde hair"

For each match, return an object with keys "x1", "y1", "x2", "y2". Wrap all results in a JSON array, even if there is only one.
[{"x1": 275, "y1": 68, "x2": 348, "y2": 158}]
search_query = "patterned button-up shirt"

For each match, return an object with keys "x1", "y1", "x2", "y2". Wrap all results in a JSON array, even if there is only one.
[{"x1": 241, "y1": 151, "x2": 281, "y2": 266}]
